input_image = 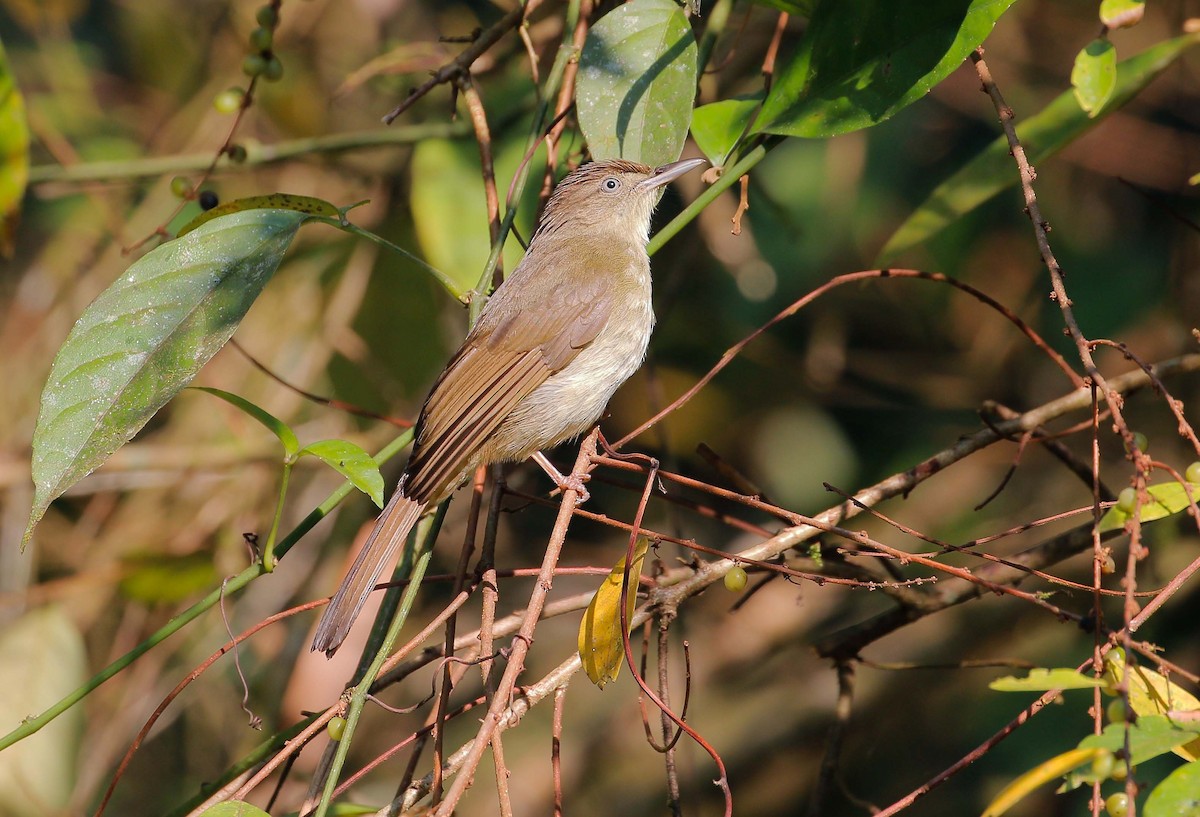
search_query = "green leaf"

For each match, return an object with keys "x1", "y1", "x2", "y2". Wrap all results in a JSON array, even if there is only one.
[
  {"x1": 1072, "y1": 39, "x2": 1117, "y2": 116},
  {"x1": 0, "y1": 36, "x2": 29, "y2": 258},
  {"x1": 119, "y1": 552, "x2": 218, "y2": 604},
  {"x1": 690, "y1": 94, "x2": 763, "y2": 167},
  {"x1": 0, "y1": 607, "x2": 86, "y2": 817},
  {"x1": 1145, "y1": 760, "x2": 1200, "y2": 817},
  {"x1": 576, "y1": 0, "x2": 698, "y2": 166},
  {"x1": 192, "y1": 386, "x2": 300, "y2": 457},
  {"x1": 989, "y1": 667, "x2": 1110, "y2": 692},
  {"x1": 1104, "y1": 649, "x2": 1200, "y2": 761},
  {"x1": 879, "y1": 33, "x2": 1200, "y2": 261},
  {"x1": 196, "y1": 802, "x2": 271, "y2": 817},
  {"x1": 299, "y1": 439, "x2": 385, "y2": 508},
  {"x1": 1063, "y1": 717, "x2": 1200, "y2": 791},
  {"x1": 1098, "y1": 480, "x2": 1200, "y2": 534},
  {"x1": 25, "y1": 209, "x2": 307, "y2": 546},
  {"x1": 579, "y1": 537, "x2": 649, "y2": 688},
  {"x1": 178, "y1": 193, "x2": 338, "y2": 237},
  {"x1": 750, "y1": 0, "x2": 817, "y2": 16},
  {"x1": 1100, "y1": 0, "x2": 1146, "y2": 29},
  {"x1": 752, "y1": 0, "x2": 1018, "y2": 138}
]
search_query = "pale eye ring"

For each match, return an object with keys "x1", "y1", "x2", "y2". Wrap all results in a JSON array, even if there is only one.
[{"x1": 602, "y1": 177, "x2": 621, "y2": 191}]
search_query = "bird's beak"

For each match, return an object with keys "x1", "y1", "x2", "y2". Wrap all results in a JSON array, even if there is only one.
[{"x1": 637, "y1": 157, "x2": 709, "y2": 191}]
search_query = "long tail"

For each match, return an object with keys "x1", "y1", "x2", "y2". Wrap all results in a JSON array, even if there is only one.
[{"x1": 312, "y1": 489, "x2": 425, "y2": 656}]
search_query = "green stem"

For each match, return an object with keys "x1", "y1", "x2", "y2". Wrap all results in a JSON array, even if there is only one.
[
  {"x1": 314, "y1": 509, "x2": 444, "y2": 817},
  {"x1": 647, "y1": 140, "x2": 774, "y2": 256},
  {"x1": 28, "y1": 122, "x2": 468, "y2": 185},
  {"x1": 0, "y1": 429, "x2": 414, "y2": 753},
  {"x1": 695, "y1": 0, "x2": 734, "y2": 76},
  {"x1": 260, "y1": 460, "x2": 292, "y2": 572},
  {"x1": 319, "y1": 218, "x2": 466, "y2": 303}
]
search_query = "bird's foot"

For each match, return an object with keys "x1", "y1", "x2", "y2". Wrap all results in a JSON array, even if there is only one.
[{"x1": 532, "y1": 451, "x2": 591, "y2": 504}]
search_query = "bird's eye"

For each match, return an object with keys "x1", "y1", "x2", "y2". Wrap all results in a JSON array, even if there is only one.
[{"x1": 602, "y1": 177, "x2": 621, "y2": 191}]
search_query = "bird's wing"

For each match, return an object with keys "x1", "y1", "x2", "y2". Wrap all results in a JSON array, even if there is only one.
[{"x1": 402, "y1": 259, "x2": 614, "y2": 502}]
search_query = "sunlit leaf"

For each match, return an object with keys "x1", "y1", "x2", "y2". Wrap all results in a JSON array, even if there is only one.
[
  {"x1": 1144, "y1": 760, "x2": 1200, "y2": 817},
  {"x1": 0, "y1": 37, "x2": 29, "y2": 257},
  {"x1": 0, "y1": 607, "x2": 85, "y2": 817},
  {"x1": 879, "y1": 34, "x2": 1200, "y2": 261},
  {"x1": 1100, "y1": 0, "x2": 1145, "y2": 29},
  {"x1": 192, "y1": 386, "x2": 300, "y2": 457},
  {"x1": 980, "y1": 747, "x2": 1103, "y2": 817},
  {"x1": 196, "y1": 802, "x2": 271, "y2": 817},
  {"x1": 1105, "y1": 650, "x2": 1200, "y2": 761},
  {"x1": 753, "y1": 0, "x2": 1017, "y2": 138},
  {"x1": 579, "y1": 537, "x2": 649, "y2": 688},
  {"x1": 26, "y1": 209, "x2": 307, "y2": 546},
  {"x1": 576, "y1": 0, "x2": 698, "y2": 166},
  {"x1": 989, "y1": 667, "x2": 1110, "y2": 692},
  {"x1": 1097, "y1": 480, "x2": 1200, "y2": 534},
  {"x1": 178, "y1": 193, "x2": 338, "y2": 237},
  {"x1": 120, "y1": 552, "x2": 218, "y2": 604},
  {"x1": 299, "y1": 439, "x2": 385, "y2": 508},
  {"x1": 690, "y1": 94, "x2": 762, "y2": 167},
  {"x1": 1063, "y1": 716, "x2": 1200, "y2": 790},
  {"x1": 1072, "y1": 39, "x2": 1117, "y2": 116}
]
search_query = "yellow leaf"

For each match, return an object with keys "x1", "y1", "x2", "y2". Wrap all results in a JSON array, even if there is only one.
[
  {"x1": 578, "y1": 538, "x2": 649, "y2": 689},
  {"x1": 980, "y1": 747, "x2": 1104, "y2": 817},
  {"x1": 1105, "y1": 649, "x2": 1200, "y2": 761}
]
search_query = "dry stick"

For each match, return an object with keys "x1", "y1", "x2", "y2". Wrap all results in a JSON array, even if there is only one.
[
  {"x1": 551, "y1": 686, "x2": 567, "y2": 817},
  {"x1": 1090, "y1": 338, "x2": 1200, "y2": 455},
  {"x1": 985, "y1": 401, "x2": 1115, "y2": 501},
  {"x1": 658, "y1": 619, "x2": 684, "y2": 817},
  {"x1": 807, "y1": 660, "x2": 856, "y2": 817},
  {"x1": 432, "y1": 430, "x2": 599, "y2": 815},
  {"x1": 460, "y1": 76, "x2": 502, "y2": 249},
  {"x1": 615, "y1": 268, "x2": 1083, "y2": 449},
  {"x1": 539, "y1": 0, "x2": 590, "y2": 206},
  {"x1": 381, "y1": 3, "x2": 533, "y2": 124}
]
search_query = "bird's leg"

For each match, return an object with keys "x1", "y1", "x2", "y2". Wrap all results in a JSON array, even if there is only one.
[{"x1": 531, "y1": 451, "x2": 590, "y2": 503}]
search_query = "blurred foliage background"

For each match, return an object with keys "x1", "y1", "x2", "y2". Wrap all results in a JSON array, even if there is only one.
[{"x1": 1, "y1": 0, "x2": 1199, "y2": 815}]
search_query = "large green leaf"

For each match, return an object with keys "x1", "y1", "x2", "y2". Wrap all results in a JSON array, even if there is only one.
[
  {"x1": 879, "y1": 33, "x2": 1200, "y2": 261},
  {"x1": 1144, "y1": 760, "x2": 1200, "y2": 817},
  {"x1": 753, "y1": 0, "x2": 1017, "y2": 138},
  {"x1": 690, "y1": 94, "x2": 763, "y2": 167},
  {"x1": 576, "y1": 0, "x2": 698, "y2": 166},
  {"x1": 25, "y1": 209, "x2": 306, "y2": 545},
  {"x1": 0, "y1": 36, "x2": 29, "y2": 257}
]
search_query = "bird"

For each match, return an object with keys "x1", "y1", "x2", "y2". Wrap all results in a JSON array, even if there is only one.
[{"x1": 312, "y1": 156, "x2": 707, "y2": 656}]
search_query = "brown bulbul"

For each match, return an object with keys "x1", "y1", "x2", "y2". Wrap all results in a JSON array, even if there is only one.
[{"x1": 312, "y1": 157, "x2": 707, "y2": 656}]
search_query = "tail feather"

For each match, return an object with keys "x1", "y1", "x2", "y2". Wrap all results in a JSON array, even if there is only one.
[{"x1": 312, "y1": 489, "x2": 425, "y2": 656}]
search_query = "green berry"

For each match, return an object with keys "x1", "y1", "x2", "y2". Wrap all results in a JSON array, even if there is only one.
[
  {"x1": 169, "y1": 176, "x2": 192, "y2": 198},
  {"x1": 1101, "y1": 554, "x2": 1116, "y2": 575},
  {"x1": 1116, "y1": 488, "x2": 1137, "y2": 514},
  {"x1": 213, "y1": 87, "x2": 244, "y2": 113},
  {"x1": 1107, "y1": 698, "x2": 1127, "y2": 724},
  {"x1": 242, "y1": 53, "x2": 268, "y2": 77},
  {"x1": 327, "y1": 716, "x2": 346, "y2": 742},
  {"x1": 1110, "y1": 760, "x2": 1128, "y2": 780},
  {"x1": 1185, "y1": 461, "x2": 1200, "y2": 484},
  {"x1": 1090, "y1": 750, "x2": 1115, "y2": 780},
  {"x1": 1126, "y1": 432, "x2": 1149, "y2": 455},
  {"x1": 262, "y1": 56, "x2": 283, "y2": 81},
  {"x1": 1105, "y1": 792, "x2": 1129, "y2": 817},
  {"x1": 255, "y1": 5, "x2": 279, "y2": 28},
  {"x1": 249, "y1": 26, "x2": 273, "y2": 52},
  {"x1": 724, "y1": 565, "x2": 748, "y2": 592},
  {"x1": 226, "y1": 144, "x2": 248, "y2": 163}
]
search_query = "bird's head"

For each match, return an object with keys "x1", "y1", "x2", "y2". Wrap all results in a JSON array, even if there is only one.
[{"x1": 533, "y1": 157, "x2": 708, "y2": 245}]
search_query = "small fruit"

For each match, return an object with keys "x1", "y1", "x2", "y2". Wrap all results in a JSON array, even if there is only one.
[
  {"x1": 1110, "y1": 760, "x2": 1128, "y2": 781},
  {"x1": 242, "y1": 53, "x2": 268, "y2": 77},
  {"x1": 262, "y1": 56, "x2": 284, "y2": 81},
  {"x1": 256, "y1": 5, "x2": 279, "y2": 28},
  {"x1": 1105, "y1": 792, "x2": 1129, "y2": 817},
  {"x1": 724, "y1": 565, "x2": 748, "y2": 592},
  {"x1": 249, "y1": 26, "x2": 273, "y2": 51},
  {"x1": 1107, "y1": 698, "x2": 1127, "y2": 724},
  {"x1": 213, "y1": 87, "x2": 244, "y2": 113},
  {"x1": 198, "y1": 190, "x2": 219, "y2": 210},
  {"x1": 327, "y1": 716, "x2": 346, "y2": 741},
  {"x1": 1091, "y1": 750, "x2": 1115, "y2": 780},
  {"x1": 1186, "y1": 461, "x2": 1200, "y2": 484},
  {"x1": 1100, "y1": 554, "x2": 1116, "y2": 575},
  {"x1": 1116, "y1": 488, "x2": 1137, "y2": 514},
  {"x1": 226, "y1": 144, "x2": 248, "y2": 163},
  {"x1": 169, "y1": 176, "x2": 192, "y2": 198},
  {"x1": 1125, "y1": 432, "x2": 1149, "y2": 455}
]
